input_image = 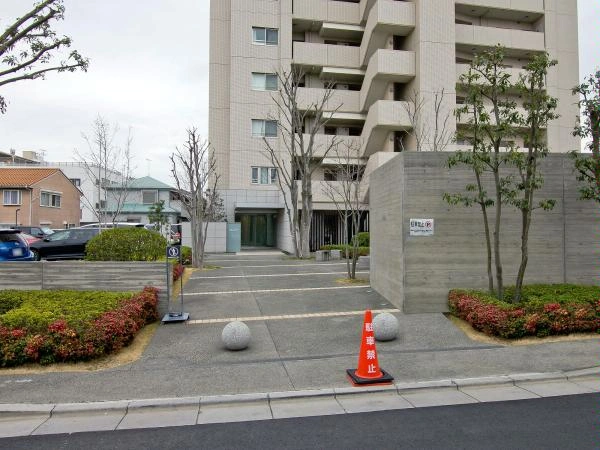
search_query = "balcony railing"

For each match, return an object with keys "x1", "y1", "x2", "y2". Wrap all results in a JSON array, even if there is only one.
[
  {"x1": 293, "y1": 0, "x2": 361, "y2": 25},
  {"x1": 293, "y1": 42, "x2": 360, "y2": 69},
  {"x1": 455, "y1": 24, "x2": 545, "y2": 53},
  {"x1": 297, "y1": 87, "x2": 361, "y2": 113}
]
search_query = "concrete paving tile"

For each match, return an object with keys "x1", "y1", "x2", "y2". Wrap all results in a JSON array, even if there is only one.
[
  {"x1": 400, "y1": 388, "x2": 479, "y2": 408},
  {"x1": 197, "y1": 401, "x2": 272, "y2": 424},
  {"x1": 32, "y1": 411, "x2": 124, "y2": 435},
  {"x1": 570, "y1": 376, "x2": 600, "y2": 392},
  {"x1": 117, "y1": 406, "x2": 199, "y2": 430},
  {"x1": 270, "y1": 396, "x2": 345, "y2": 419},
  {"x1": 459, "y1": 385, "x2": 540, "y2": 402},
  {"x1": 516, "y1": 380, "x2": 595, "y2": 397},
  {"x1": 336, "y1": 392, "x2": 413, "y2": 413},
  {"x1": 0, "y1": 415, "x2": 48, "y2": 438}
]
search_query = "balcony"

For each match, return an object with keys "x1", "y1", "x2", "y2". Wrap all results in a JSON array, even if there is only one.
[
  {"x1": 297, "y1": 87, "x2": 361, "y2": 113},
  {"x1": 361, "y1": 100, "x2": 411, "y2": 157},
  {"x1": 298, "y1": 180, "x2": 367, "y2": 206},
  {"x1": 455, "y1": 24, "x2": 545, "y2": 55},
  {"x1": 293, "y1": 0, "x2": 361, "y2": 25},
  {"x1": 293, "y1": 42, "x2": 360, "y2": 69},
  {"x1": 360, "y1": 0, "x2": 415, "y2": 66},
  {"x1": 360, "y1": 49, "x2": 415, "y2": 110},
  {"x1": 456, "y1": 63, "x2": 527, "y2": 87},
  {"x1": 456, "y1": 1, "x2": 544, "y2": 20},
  {"x1": 308, "y1": 134, "x2": 363, "y2": 158}
]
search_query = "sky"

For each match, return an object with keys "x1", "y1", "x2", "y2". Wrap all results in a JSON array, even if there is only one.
[{"x1": 0, "y1": 1, "x2": 599, "y2": 185}]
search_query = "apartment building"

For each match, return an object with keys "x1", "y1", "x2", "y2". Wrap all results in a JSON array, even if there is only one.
[{"x1": 209, "y1": 0, "x2": 579, "y2": 252}]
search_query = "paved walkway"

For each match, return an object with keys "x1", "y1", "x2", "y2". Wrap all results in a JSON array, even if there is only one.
[{"x1": 0, "y1": 252, "x2": 598, "y2": 437}]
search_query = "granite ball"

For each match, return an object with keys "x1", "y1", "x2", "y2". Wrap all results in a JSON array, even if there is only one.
[
  {"x1": 221, "y1": 321, "x2": 251, "y2": 350},
  {"x1": 373, "y1": 313, "x2": 399, "y2": 341}
]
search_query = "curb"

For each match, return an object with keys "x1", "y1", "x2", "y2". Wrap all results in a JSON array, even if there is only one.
[{"x1": 1, "y1": 367, "x2": 598, "y2": 418}]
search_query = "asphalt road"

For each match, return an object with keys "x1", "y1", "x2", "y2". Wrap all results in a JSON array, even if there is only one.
[{"x1": 1, "y1": 394, "x2": 596, "y2": 450}]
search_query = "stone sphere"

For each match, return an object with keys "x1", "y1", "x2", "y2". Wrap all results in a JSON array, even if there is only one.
[
  {"x1": 221, "y1": 321, "x2": 251, "y2": 350},
  {"x1": 373, "y1": 313, "x2": 399, "y2": 342}
]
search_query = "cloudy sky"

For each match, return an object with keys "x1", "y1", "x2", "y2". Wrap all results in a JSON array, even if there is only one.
[{"x1": 0, "y1": 1, "x2": 598, "y2": 184}]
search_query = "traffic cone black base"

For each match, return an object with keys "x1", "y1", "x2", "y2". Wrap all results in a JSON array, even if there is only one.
[{"x1": 346, "y1": 368, "x2": 394, "y2": 386}]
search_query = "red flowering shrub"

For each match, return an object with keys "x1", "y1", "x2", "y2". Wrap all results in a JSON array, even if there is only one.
[
  {"x1": 449, "y1": 288, "x2": 600, "y2": 339},
  {"x1": 172, "y1": 263, "x2": 184, "y2": 282},
  {"x1": 0, "y1": 287, "x2": 159, "y2": 367}
]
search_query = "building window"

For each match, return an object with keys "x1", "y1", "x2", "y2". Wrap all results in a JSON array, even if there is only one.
[
  {"x1": 252, "y1": 27, "x2": 278, "y2": 45},
  {"x1": 142, "y1": 190, "x2": 158, "y2": 204},
  {"x1": 251, "y1": 167, "x2": 277, "y2": 185},
  {"x1": 70, "y1": 178, "x2": 81, "y2": 187},
  {"x1": 252, "y1": 73, "x2": 278, "y2": 91},
  {"x1": 40, "y1": 191, "x2": 61, "y2": 208},
  {"x1": 2, "y1": 190, "x2": 21, "y2": 205},
  {"x1": 252, "y1": 119, "x2": 278, "y2": 137}
]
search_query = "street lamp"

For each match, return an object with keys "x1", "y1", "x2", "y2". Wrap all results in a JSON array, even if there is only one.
[{"x1": 15, "y1": 209, "x2": 20, "y2": 227}]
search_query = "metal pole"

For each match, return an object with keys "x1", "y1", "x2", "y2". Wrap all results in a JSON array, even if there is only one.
[
  {"x1": 179, "y1": 248, "x2": 184, "y2": 314},
  {"x1": 166, "y1": 256, "x2": 171, "y2": 315}
]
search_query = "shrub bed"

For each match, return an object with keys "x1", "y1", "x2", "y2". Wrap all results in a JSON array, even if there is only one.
[
  {"x1": 448, "y1": 284, "x2": 600, "y2": 339},
  {"x1": 320, "y1": 244, "x2": 370, "y2": 257},
  {"x1": 0, "y1": 287, "x2": 158, "y2": 367}
]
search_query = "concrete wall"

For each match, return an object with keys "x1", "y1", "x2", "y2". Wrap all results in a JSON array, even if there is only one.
[
  {"x1": 181, "y1": 222, "x2": 227, "y2": 253},
  {"x1": 371, "y1": 152, "x2": 600, "y2": 313},
  {"x1": 0, "y1": 261, "x2": 170, "y2": 316}
]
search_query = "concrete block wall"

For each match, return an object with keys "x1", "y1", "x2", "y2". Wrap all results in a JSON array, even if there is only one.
[
  {"x1": 0, "y1": 261, "x2": 170, "y2": 316},
  {"x1": 370, "y1": 152, "x2": 600, "y2": 313}
]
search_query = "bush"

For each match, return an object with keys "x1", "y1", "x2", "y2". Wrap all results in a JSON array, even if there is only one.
[
  {"x1": 181, "y1": 246, "x2": 192, "y2": 265},
  {"x1": 0, "y1": 290, "x2": 127, "y2": 332},
  {"x1": 320, "y1": 244, "x2": 370, "y2": 257},
  {"x1": 86, "y1": 228, "x2": 167, "y2": 261},
  {"x1": 448, "y1": 285, "x2": 600, "y2": 339},
  {"x1": 353, "y1": 232, "x2": 370, "y2": 247},
  {"x1": 172, "y1": 263, "x2": 184, "y2": 282},
  {"x1": 0, "y1": 287, "x2": 158, "y2": 367}
]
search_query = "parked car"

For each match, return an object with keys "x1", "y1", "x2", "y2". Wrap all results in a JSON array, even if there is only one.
[
  {"x1": 0, "y1": 229, "x2": 35, "y2": 261},
  {"x1": 18, "y1": 232, "x2": 41, "y2": 245},
  {"x1": 14, "y1": 226, "x2": 54, "y2": 238},
  {"x1": 29, "y1": 228, "x2": 101, "y2": 260}
]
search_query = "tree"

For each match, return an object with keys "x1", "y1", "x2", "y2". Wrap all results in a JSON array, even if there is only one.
[
  {"x1": 0, "y1": 0, "x2": 88, "y2": 114},
  {"x1": 75, "y1": 115, "x2": 133, "y2": 224},
  {"x1": 444, "y1": 46, "x2": 520, "y2": 301},
  {"x1": 510, "y1": 53, "x2": 558, "y2": 303},
  {"x1": 262, "y1": 67, "x2": 340, "y2": 257},
  {"x1": 571, "y1": 70, "x2": 600, "y2": 204},
  {"x1": 170, "y1": 128, "x2": 220, "y2": 268},
  {"x1": 148, "y1": 200, "x2": 169, "y2": 233},
  {"x1": 400, "y1": 89, "x2": 452, "y2": 152},
  {"x1": 321, "y1": 140, "x2": 366, "y2": 279}
]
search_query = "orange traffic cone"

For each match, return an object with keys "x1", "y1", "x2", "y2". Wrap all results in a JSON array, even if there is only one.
[{"x1": 347, "y1": 310, "x2": 394, "y2": 386}]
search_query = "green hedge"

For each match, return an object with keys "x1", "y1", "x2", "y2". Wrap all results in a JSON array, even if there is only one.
[
  {"x1": 320, "y1": 245, "x2": 370, "y2": 257},
  {"x1": 0, "y1": 290, "x2": 129, "y2": 332},
  {"x1": 352, "y1": 232, "x2": 370, "y2": 247},
  {"x1": 449, "y1": 284, "x2": 600, "y2": 339},
  {"x1": 0, "y1": 287, "x2": 159, "y2": 366},
  {"x1": 86, "y1": 228, "x2": 167, "y2": 261}
]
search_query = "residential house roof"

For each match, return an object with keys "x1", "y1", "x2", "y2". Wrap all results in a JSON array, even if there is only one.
[
  {"x1": 106, "y1": 176, "x2": 174, "y2": 190},
  {"x1": 0, "y1": 168, "x2": 61, "y2": 188},
  {"x1": 107, "y1": 203, "x2": 180, "y2": 214}
]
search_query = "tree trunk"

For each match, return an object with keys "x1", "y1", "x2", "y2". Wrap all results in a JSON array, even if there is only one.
[
  {"x1": 493, "y1": 164, "x2": 504, "y2": 300},
  {"x1": 191, "y1": 216, "x2": 201, "y2": 268},
  {"x1": 475, "y1": 170, "x2": 494, "y2": 294},
  {"x1": 300, "y1": 176, "x2": 313, "y2": 258}
]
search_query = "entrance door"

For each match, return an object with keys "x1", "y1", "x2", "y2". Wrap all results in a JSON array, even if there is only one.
[{"x1": 238, "y1": 214, "x2": 275, "y2": 247}]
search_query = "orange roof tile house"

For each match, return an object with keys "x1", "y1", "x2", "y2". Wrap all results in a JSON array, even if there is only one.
[{"x1": 0, "y1": 168, "x2": 81, "y2": 229}]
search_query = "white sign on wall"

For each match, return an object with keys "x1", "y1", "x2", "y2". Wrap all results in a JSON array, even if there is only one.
[{"x1": 410, "y1": 218, "x2": 434, "y2": 236}]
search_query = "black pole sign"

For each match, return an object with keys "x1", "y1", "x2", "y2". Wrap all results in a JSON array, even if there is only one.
[{"x1": 162, "y1": 245, "x2": 189, "y2": 323}]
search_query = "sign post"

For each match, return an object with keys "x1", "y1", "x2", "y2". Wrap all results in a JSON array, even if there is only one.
[{"x1": 161, "y1": 245, "x2": 189, "y2": 323}]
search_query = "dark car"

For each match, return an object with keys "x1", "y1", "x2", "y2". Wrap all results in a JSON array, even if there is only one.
[
  {"x1": 0, "y1": 229, "x2": 35, "y2": 261},
  {"x1": 29, "y1": 228, "x2": 101, "y2": 260},
  {"x1": 14, "y1": 226, "x2": 54, "y2": 238}
]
